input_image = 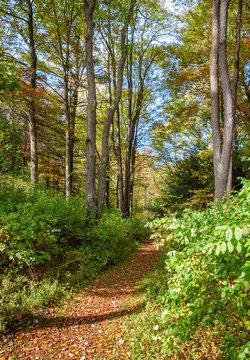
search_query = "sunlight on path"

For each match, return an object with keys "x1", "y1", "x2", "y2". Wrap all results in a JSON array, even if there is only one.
[{"x1": 0, "y1": 239, "x2": 161, "y2": 360}]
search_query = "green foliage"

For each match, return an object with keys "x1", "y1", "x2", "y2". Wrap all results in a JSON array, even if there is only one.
[
  {"x1": 0, "y1": 116, "x2": 23, "y2": 176},
  {"x1": 0, "y1": 186, "x2": 88, "y2": 268},
  {"x1": 0, "y1": 183, "x2": 145, "y2": 272},
  {"x1": 0, "y1": 274, "x2": 65, "y2": 333},
  {"x1": 0, "y1": 182, "x2": 147, "y2": 333},
  {"x1": 0, "y1": 58, "x2": 20, "y2": 99},
  {"x1": 70, "y1": 210, "x2": 145, "y2": 280},
  {"x1": 151, "y1": 150, "x2": 214, "y2": 215},
  {"x1": 145, "y1": 178, "x2": 249, "y2": 358}
]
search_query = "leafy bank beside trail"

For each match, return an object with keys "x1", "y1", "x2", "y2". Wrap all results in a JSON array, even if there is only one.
[
  {"x1": 0, "y1": 0, "x2": 249, "y2": 358},
  {"x1": 122, "y1": 179, "x2": 249, "y2": 359},
  {"x1": 0, "y1": 180, "x2": 249, "y2": 360},
  {"x1": 0, "y1": 180, "x2": 148, "y2": 335},
  {"x1": 0, "y1": 180, "x2": 249, "y2": 359},
  {"x1": 0, "y1": 239, "x2": 161, "y2": 359}
]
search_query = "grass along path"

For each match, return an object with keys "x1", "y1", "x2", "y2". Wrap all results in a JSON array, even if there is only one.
[{"x1": 0, "y1": 239, "x2": 161, "y2": 360}]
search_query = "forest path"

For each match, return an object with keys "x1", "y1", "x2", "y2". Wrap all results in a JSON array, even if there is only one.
[{"x1": 1, "y1": 239, "x2": 161, "y2": 360}]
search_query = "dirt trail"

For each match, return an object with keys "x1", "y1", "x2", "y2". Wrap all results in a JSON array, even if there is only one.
[{"x1": 0, "y1": 239, "x2": 160, "y2": 360}]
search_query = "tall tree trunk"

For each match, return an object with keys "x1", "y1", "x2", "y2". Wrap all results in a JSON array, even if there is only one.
[
  {"x1": 123, "y1": 43, "x2": 156, "y2": 216},
  {"x1": 68, "y1": 45, "x2": 80, "y2": 199},
  {"x1": 84, "y1": 0, "x2": 97, "y2": 214},
  {"x1": 218, "y1": 0, "x2": 235, "y2": 200},
  {"x1": 64, "y1": 72, "x2": 71, "y2": 200},
  {"x1": 124, "y1": 55, "x2": 144, "y2": 217},
  {"x1": 124, "y1": 32, "x2": 135, "y2": 217},
  {"x1": 97, "y1": 1, "x2": 136, "y2": 219},
  {"x1": 116, "y1": 175, "x2": 119, "y2": 208},
  {"x1": 226, "y1": 0, "x2": 242, "y2": 200},
  {"x1": 27, "y1": 0, "x2": 38, "y2": 185},
  {"x1": 115, "y1": 107, "x2": 125, "y2": 213},
  {"x1": 97, "y1": 65, "x2": 125, "y2": 218},
  {"x1": 109, "y1": 57, "x2": 125, "y2": 214},
  {"x1": 129, "y1": 128, "x2": 137, "y2": 216},
  {"x1": 69, "y1": 78, "x2": 79, "y2": 196},
  {"x1": 51, "y1": 0, "x2": 71, "y2": 200},
  {"x1": 105, "y1": 151, "x2": 110, "y2": 208},
  {"x1": 210, "y1": 0, "x2": 235, "y2": 203},
  {"x1": 108, "y1": 55, "x2": 125, "y2": 213},
  {"x1": 226, "y1": 151, "x2": 233, "y2": 199},
  {"x1": 210, "y1": 0, "x2": 222, "y2": 201}
]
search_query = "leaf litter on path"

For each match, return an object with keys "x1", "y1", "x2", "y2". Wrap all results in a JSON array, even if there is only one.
[{"x1": 0, "y1": 239, "x2": 161, "y2": 359}]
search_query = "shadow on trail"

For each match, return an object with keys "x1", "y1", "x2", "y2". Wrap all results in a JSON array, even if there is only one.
[
  {"x1": 5, "y1": 239, "x2": 160, "y2": 340},
  {"x1": 89, "y1": 247, "x2": 160, "y2": 298},
  {"x1": 18, "y1": 301, "x2": 146, "y2": 333}
]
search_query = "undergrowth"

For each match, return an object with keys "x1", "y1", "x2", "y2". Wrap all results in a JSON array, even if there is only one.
[
  {"x1": 0, "y1": 180, "x2": 148, "y2": 333},
  {"x1": 120, "y1": 179, "x2": 249, "y2": 360},
  {"x1": 0, "y1": 275, "x2": 65, "y2": 333}
]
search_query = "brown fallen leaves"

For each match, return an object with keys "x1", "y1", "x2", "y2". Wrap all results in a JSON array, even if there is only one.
[{"x1": 0, "y1": 239, "x2": 161, "y2": 360}]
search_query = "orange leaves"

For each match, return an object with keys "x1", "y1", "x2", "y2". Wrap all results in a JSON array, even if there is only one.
[
  {"x1": 0, "y1": 239, "x2": 160, "y2": 359},
  {"x1": 172, "y1": 63, "x2": 210, "y2": 92}
]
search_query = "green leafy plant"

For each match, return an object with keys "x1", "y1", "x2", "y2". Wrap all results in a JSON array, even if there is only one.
[
  {"x1": 0, "y1": 274, "x2": 65, "y2": 333},
  {"x1": 0, "y1": 183, "x2": 148, "y2": 333},
  {"x1": 144, "y1": 178, "x2": 249, "y2": 358}
]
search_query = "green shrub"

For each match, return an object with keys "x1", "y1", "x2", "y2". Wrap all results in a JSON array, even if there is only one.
[
  {"x1": 0, "y1": 185, "x2": 146, "y2": 273},
  {"x1": 0, "y1": 186, "x2": 89, "y2": 269},
  {"x1": 145, "y1": 178, "x2": 250, "y2": 358},
  {"x1": 69, "y1": 210, "x2": 145, "y2": 280},
  {"x1": 0, "y1": 274, "x2": 65, "y2": 333},
  {"x1": 149, "y1": 150, "x2": 214, "y2": 216},
  {"x1": 0, "y1": 183, "x2": 148, "y2": 333}
]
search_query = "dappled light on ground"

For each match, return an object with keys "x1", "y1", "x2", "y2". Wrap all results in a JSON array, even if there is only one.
[{"x1": 0, "y1": 239, "x2": 160, "y2": 359}]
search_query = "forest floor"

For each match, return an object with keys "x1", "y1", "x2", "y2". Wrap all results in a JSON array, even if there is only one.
[{"x1": 0, "y1": 239, "x2": 161, "y2": 360}]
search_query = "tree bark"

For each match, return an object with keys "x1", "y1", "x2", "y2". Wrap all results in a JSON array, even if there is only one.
[
  {"x1": 97, "y1": 0, "x2": 136, "y2": 219},
  {"x1": 108, "y1": 56, "x2": 125, "y2": 213},
  {"x1": 129, "y1": 127, "x2": 137, "y2": 216},
  {"x1": 109, "y1": 57, "x2": 125, "y2": 214},
  {"x1": 69, "y1": 69, "x2": 79, "y2": 196},
  {"x1": 226, "y1": 0, "x2": 242, "y2": 200},
  {"x1": 210, "y1": 0, "x2": 235, "y2": 203},
  {"x1": 210, "y1": 0, "x2": 221, "y2": 202},
  {"x1": 105, "y1": 151, "x2": 110, "y2": 208},
  {"x1": 64, "y1": 73, "x2": 71, "y2": 200},
  {"x1": 51, "y1": 0, "x2": 70, "y2": 200},
  {"x1": 124, "y1": 53, "x2": 145, "y2": 216},
  {"x1": 124, "y1": 34, "x2": 134, "y2": 217},
  {"x1": 84, "y1": 0, "x2": 97, "y2": 214},
  {"x1": 115, "y1": 107, "x2": 125, "y2": 213},
  {"x1": 27, "y1": 0, "x2": 38, "y2": 185},
  {"x1": 97, "y1": 57, "x2": 126, "y2": 218},
  {"x1": 217, "y1": 0, "x2": 234, "y2": 201},
  {"x1": 123, "y1": 41, "x2": 156, "y2": 216}
]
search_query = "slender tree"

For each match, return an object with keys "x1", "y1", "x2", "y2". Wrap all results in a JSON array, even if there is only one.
[
  {"x1": 96, "y1": 0, "x2": 136, "y2": 218},
  {"x1": 122, "y1": 20, "x2": 158, "y2": 216},
  {"x1": 26, "y1": 0, "x2": 38, "y2": 184},
  {"x1": 0, "y1": 0, "x2": 39, "y2": 184},
  {"x1": 97, "y1": 7, "x2": 132, "y2": 218},
  {"x1": 37, "y1": 0, "x2": 84, "y2": 200},
  {"x1": 84, "y1": 0, "x2": 97, "y2": 214},
  {"x1": 226, "y1": 0, "x2": 242, "y2": 199},
  {"x1": 105, "y1": 1, "x2": 163, "y2": 216},
  {"x1": 210, "y1": 0, "x2": 242, "y2": 202}
]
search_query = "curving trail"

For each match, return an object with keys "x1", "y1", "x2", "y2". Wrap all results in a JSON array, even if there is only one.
[{"x1": 0, "y1": 239, "x2": 161, "y2": 360}]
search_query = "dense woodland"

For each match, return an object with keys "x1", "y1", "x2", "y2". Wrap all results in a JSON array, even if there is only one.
[{"x1": 0, "y1": 0, "x2": 249, "y2": 358}]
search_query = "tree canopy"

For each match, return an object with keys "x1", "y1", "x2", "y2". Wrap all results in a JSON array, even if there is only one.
[{"x1": 0, "y1": 0, "x2": 249, "y2": 356}]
